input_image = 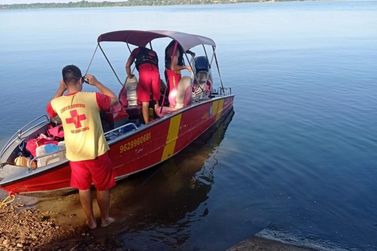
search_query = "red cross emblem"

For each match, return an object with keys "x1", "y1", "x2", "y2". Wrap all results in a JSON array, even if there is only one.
[{"x1": 66, "y1": 110, "x2": 86, "y2": 128}]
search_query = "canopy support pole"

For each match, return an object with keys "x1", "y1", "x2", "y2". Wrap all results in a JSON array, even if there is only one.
[
  {"x1": 98, "y1": 43, "x2": 124, "y2": 87},
  {"x1": 213, "y1": 47, "x2": 225, "y2": 94}
]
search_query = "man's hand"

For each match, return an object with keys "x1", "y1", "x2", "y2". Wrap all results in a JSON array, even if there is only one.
[
  {"x1": 52, "y1": 80, "x2": 66, "y2": 99},
  {"x1": 85, "y1": 73, "x2": 118, "y2": 106},
  {"x1": 59, "y1": 80, "x2": 67, "y2": 91},
  {"x1": 84, "y1": 74, "x2": 98, "y2": 86}
]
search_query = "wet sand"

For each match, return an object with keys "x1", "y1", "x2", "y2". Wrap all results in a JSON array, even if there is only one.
[
  {"x1": 0, "y1": 192, "x2": 316, "y2": 250},
  {"x1": 227, "y1": 236, "x2": 315, "y2": 251}
]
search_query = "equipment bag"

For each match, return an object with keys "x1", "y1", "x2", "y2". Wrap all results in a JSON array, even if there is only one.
[{"x1": 14, "y1": 155, "x2": 37, "y2": 169}]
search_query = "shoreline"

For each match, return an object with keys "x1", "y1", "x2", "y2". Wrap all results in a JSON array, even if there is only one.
[
  {"x1": 0, "y1": 195, "x2": 319, "y2": 251},
  {"x1": 228, "y1": 236, "x2": 316, "y2": 251}
]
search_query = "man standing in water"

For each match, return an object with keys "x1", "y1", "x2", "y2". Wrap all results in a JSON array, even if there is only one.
[{"x1": 46, "y1": 65, "x2": 117, "y2": 229}]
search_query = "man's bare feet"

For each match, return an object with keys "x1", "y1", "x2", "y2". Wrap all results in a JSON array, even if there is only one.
[
  {"x1": 101, "y1": 217, "x2": 115, "y2": 227},
  {"x1": 86, "y1": 220, "x2": 97, "y2": 230},
  {"x1": 154, "y1": 106, "x2": 162, "y2": 117}
]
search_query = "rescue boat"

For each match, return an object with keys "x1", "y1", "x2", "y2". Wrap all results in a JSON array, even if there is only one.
[{"x1": 0, "y1": 30, "x2": 234, "y2": 195}]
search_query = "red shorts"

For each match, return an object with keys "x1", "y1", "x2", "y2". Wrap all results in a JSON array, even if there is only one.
[
  {"x1": 69, "y1": 152, "x2": 115, "y2": 191},
  {"x1": 137, "y1": 63, "x2": 160, "y2": 103}
]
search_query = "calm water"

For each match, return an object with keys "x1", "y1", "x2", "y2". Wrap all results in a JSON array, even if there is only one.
[{"x1": 1, "y1": 1, "x2": 377, "y2": 250}]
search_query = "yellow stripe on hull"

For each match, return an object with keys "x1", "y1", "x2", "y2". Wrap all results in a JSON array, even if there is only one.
[
  {"x1": 212, "y1": 99, "x2": 225, "y2": 121},
  {"x1": 216, "y1": 99, "x2": 224, "y2": 121},
  {"x1": 161, "y1": 114, "x2": 182, "y2": 161}
]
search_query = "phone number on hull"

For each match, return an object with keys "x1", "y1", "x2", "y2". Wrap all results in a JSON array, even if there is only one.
[{"x1": 120, "y1": 132, "x2": 151, "y2": 154}]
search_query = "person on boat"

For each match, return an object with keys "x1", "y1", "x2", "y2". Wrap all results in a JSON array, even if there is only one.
[
  {"x1": 126, "y1": 46, "x2": 160, "y2": 124},
  {"x1": 192, "y1": 75, "x2": 212, "y2": 99},
  {"x1": 192, "y1": 56, "x2": 213, "y2": 99},
  {"x1": 46, "y1": 65, "x2": 117, "y2": 230},
  {"x1": 164, "y1": 40, "x2": 194, "y2": 108}
]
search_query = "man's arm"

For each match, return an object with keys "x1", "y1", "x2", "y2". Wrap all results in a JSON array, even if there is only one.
[
  {"x1": 52, "y1": 80, "x2": 66, "y2": 99},
  {"x1": 126, "y1": 48, "x2": 139, "y2": 78},
  {"x1": 170, "y1": 54, "x2": 192, "y2": 72},
  {"x1": 85, "y1": 74, "x2": 118, "y2": 106},
  {"x1": 125, "y1": 54, "x2": 135, "y2": 78},
  {"x1": 46, "y1": 80, "x2": 65, "y2": 118}
]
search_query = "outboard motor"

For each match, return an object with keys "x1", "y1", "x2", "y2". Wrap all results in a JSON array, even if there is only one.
[
  {"x1": 193, "y1": 56, "x2": 212, "y2": 99},
  {"x1": 194, "y1": 56, "x2": 210, "y2": 84}
]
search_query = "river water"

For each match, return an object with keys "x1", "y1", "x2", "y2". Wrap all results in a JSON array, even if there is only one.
[{"x1": 1, "y1": 1, "x2": 377, "y2": 250}]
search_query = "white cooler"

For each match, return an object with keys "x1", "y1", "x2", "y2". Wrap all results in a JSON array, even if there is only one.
[{"x1": 36, "y1": 141, "x2": 66, "y2": 167}]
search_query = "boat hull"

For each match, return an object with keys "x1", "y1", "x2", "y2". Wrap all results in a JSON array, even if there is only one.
[{"x1": 0, "y1": 95, "x2": 234, "y2": 195}]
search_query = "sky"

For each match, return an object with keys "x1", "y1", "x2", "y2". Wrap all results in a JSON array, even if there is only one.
[{"x1": 1, "y1": 0, "x2": 121, "y2": 4}]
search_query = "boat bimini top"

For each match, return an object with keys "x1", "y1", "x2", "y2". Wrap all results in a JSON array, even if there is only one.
[
  {"x1": 92, "y1": 30, "x2": 226, "y2": 94},
  {"x1": 97, "y1": 30, "x2": 216, "y2": 51}
]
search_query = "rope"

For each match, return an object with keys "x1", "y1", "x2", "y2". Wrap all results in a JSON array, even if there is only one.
[
  {"x1": 0, "y1": 194, "x2": 15, "y2": 209},
  {"x1": 83, "y1": 44, "x2": 99, "y2": 77}
]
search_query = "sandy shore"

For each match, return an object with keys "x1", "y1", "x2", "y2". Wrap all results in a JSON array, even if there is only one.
[
  {"x1": 0, "y1": 194, "x2": 316, "y2": 251},
  {"x1": 0, "y1": 196, "x2": 124, "y2": 250}
]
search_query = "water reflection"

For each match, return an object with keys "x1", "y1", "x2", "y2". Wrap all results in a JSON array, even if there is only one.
[{"x1": 107, "y1": 109, "x2": 235, "y2": 250}]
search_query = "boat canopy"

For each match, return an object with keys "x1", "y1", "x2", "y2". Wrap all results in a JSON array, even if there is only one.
[{"x1": 97, "y1": 30, "x2": 216, "y2": 51}]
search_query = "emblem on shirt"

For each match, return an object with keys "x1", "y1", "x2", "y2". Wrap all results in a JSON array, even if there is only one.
[{"x1": 66, "y1": 109, "x2": 89, "y2": 134}]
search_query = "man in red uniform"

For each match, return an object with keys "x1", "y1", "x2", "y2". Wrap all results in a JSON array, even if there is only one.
[
  {"x1": 46, "y1": 65, "x2": 117, "y2": 229},
  {"x1": 126, "y1": 46, "x2": 160, "y2": 124}
]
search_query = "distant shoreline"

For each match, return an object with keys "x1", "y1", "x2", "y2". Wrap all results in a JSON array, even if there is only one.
[{"x1": 0, "y1": 0, "x2": 304, "y2": 10}]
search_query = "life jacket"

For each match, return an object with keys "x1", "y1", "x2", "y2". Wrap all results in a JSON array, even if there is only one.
[
  {"x1": 165, "y1": 41, "x2": 184, "y2": 69},
  {"x1": 135, "y1": 47, "x2": 158, "y2": 70}
]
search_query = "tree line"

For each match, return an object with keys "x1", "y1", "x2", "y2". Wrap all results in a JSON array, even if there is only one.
[{"x1": 0, "y1": 0, "x2": 298, "y2": 9}]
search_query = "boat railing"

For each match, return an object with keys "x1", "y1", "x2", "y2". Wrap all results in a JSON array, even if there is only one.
[
  {"x1": 218, "y1": 87, "x2": 232, "y2": 96},
  {"x1": 104, "y1": 122, "x2": 138, "y2": 141},
  {"x1": 0, "y1": 115, "x2": 50, "y2": 159}
]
